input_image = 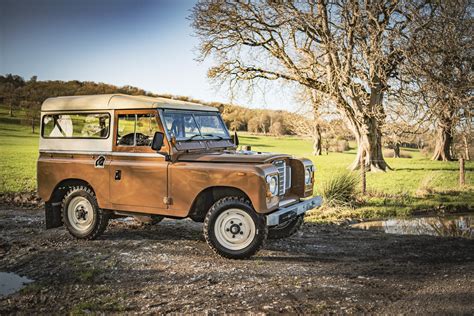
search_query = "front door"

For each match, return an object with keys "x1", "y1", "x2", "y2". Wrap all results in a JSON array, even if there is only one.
[{"x1": 109, "y1": 110, "x2": 169, "y2": 213}]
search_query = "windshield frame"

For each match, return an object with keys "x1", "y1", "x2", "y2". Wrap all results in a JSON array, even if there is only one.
[{"x1": 160, "y1": 109, "x2": 231, "y2": 142}]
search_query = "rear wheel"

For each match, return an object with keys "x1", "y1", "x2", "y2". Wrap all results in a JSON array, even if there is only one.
[
  {"x1": 204, "y1": 197, "x2": 267, "y2": 259},
  {"x1": 62, "y1": 186, "x2": 109, "y2": 240},
  {"x1": 268, "y1": 214, "x2": 304, "y2": 240}
]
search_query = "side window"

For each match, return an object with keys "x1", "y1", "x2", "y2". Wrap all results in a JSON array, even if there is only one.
[
  {"x1": 116, "y1": 113, "x2": 160, "y2": 147},
  {"x1": 42, "y1": 113, "x2": 110, "y2": 138}
]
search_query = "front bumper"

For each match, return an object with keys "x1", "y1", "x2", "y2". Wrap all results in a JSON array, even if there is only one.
[{"x1": 266, "y1": 196, "x2": 322, "y2": 226}]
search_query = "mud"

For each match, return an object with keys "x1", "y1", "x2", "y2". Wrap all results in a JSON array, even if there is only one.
[{"x1": 0, "y1": 206, "x2": 473, "y2": 314}]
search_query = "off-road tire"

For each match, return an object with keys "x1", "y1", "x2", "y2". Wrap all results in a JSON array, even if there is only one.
[
  {"x1": 61, "y1": 186, "x2": 109, "y2": 240},
  {"x1": 134, "y1": 215, "x2": 165, "y2": 225},
  {"x1": 268, "y1": 214, "x2": 304, "y2": 240},
  {"x1": 203, "y1": 197, "x2": 267, "y2": 259}
]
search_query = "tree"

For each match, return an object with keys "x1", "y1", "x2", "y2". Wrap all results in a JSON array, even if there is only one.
[
  {"x1": 0, "y1": 74, "x2": 25, "y2": 116},
  {"x1": 269, "y1": 120, "x2": 284, "y2": 136},
  {"x1": 286, "y1": 110, "x2": 324, "y2": 155},
  {"x1": 257, "y1": 112, "x2": 271, "y2": 134},
  {"x1": 192, "y1": 1, "x2": 423, "y2": 171},
  {"x1": 458, "y1": 111, "x2": 473, "y2": 160},
  {"x1": 292, "y1": 88, "x2": 325, "y2": 155},
  {"x1": 247, "y1": 116, "x2": 260, "y2": 133},
  {"x1": 402, "y1": 0, "x2": 473, "y2": 161},
  {"x1": 22, "y1": 100, "x2": 41, "y2": 133}
]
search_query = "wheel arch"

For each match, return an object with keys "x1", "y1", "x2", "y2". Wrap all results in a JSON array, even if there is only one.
[
  {"x1": 44, "y1": 178, "x2": 95, "y2": 229},
  {"x1": 188, "y1": 186, "x2": 253, "y2": 222},
  {"x1": 48, "y1": 178, "x2": 95, "y2": 204}
]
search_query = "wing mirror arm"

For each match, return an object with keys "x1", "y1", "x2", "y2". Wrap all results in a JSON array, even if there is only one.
[{"x1": 231, "y1": 131, "x2": 239, "y2": 147}]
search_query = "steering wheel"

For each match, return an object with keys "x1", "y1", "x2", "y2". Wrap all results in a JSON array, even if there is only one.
[
  {"x1": 118, "y1": 133, "x2": 150, "y2": 146},
  {"x1": 118, "y1": 133, "x2": 135, "y2": 145},
  {"x1": 135, "y1": 133, "x2": 151, "y2": 146}
]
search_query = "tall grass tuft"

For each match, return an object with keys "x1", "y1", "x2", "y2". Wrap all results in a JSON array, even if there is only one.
[
  {"x1": 415, "y1": 172, "x2": 438, "y2": 197},
  {"x1": 322, "y1": 172, "x2": 359, "y2": 207}
]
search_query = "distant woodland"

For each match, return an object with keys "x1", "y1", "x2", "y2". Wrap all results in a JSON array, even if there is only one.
[
  {"x1": 0, "y1": 73, "x2": 471, "y2": 160},
  {"x1": 0, "y1": 74, "x2": 352, "y2": 150}
]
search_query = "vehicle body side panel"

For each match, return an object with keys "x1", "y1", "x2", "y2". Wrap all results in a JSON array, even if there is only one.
[
  {"x1": 169, "y1": 162, "x2": 280, "y2": 215},
  {"x1": 37, "y1": 153, "x2": 112, "y2": 209},
  {"x1": 109, "y1": 155, "x2": 168, "y2": 211}
]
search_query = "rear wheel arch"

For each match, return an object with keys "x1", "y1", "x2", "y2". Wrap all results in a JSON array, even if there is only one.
[
  {"x1": 45, "y1": 179, "x2": 96, "y2": 229},
  {"x1": 48, "y1": 179, "x2": 95, "y2": 204},
  {"x1": 188, "y1": 186, "x2": 254, "y2": 222}
]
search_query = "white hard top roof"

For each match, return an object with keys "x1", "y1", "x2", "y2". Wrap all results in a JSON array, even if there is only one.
[{"x1": 41, "y1": 94, "x2": 219, "y2": 112}]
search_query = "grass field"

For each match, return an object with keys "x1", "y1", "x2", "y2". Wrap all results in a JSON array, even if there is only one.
[
  {"x1": 240, "y1": 133, "x2": 474, "y2": 195},
  {"x1": 0, "y1": 105, "x2": 472, "y2": 221},
  {"x1": 0, "y1": 106, "x2": 38, "y2": 193}
]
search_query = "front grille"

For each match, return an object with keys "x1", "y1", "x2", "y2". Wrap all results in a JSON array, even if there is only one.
[{"x1": 273, "y1": 160, "x2": 291, "y2": 195}]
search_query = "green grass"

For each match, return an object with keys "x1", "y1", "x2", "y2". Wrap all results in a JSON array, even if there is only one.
[
  {"x1": 240, "y1": 132, "x2": 474, "y2": 221},
  {"x1": 0, "y1": 106, "x2": 38, "y2": 193},
  {"x1": 239, "y1": 132, "x2": 473, "y2": 195},
  {"x1": 0, "y1": 106, "x2": 472, "y2": 222}
]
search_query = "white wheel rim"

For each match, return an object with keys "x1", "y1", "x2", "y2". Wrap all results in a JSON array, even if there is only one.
[
  {"x1": 67, "y1": 196, "x2": 95, "y2": 232},
  {"x1": 214, "y1": 208, "x2": 256, "y2": 251}
]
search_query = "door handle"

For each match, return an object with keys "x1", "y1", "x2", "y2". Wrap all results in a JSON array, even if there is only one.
[{"x1": 114, "y1": 170, "x2": 121, "y2": 180}]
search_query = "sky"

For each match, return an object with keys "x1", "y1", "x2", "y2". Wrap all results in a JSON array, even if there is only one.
[{"x1": 0, "y1": 0, "x2": 298, "y2": 111}]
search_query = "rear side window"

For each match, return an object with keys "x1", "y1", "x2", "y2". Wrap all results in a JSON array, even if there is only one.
[{"x1": 42, "y1": 113, "x2": 110, "y2": 138}]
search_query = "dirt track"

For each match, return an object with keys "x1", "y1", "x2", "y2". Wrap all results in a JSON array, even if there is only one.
[{"x1": 1, "y1": 205, "x2": 473, "y2": 314}]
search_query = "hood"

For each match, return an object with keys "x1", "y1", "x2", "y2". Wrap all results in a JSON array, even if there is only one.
[{"x1": 177, "y1": 150, "x2": 291, "y2": 164}]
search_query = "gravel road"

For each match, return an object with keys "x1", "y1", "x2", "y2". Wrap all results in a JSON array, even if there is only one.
[{"x1": 1, "y1": 205, "x2": 473, "y2": 314}]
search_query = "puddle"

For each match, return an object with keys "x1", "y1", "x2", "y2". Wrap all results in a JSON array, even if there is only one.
[
  {"x1": 0, "y1": 272, "x2": 33, "y2": 297},
  {"x1": 351, "y1": 213, "x2": 474, "y2": 239}
]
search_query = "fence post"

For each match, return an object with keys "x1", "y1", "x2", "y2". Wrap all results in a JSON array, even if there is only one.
[
  {"x1": 361, "y1": 153, "x2": 366, "y2": 195},
  {"x1": 460, "y1": 157, "x2": 465, "y2": 187}
]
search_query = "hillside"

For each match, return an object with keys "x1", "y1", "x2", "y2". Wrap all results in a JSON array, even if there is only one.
[{"x1": 0, "y1": 74, "x2": 312, "y2": 136}]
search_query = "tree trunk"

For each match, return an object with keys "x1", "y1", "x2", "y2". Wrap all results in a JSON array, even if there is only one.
[
  {"x1": 393, "y1": 142, "x2": 401, "y2": 158},
  {"x1": 462, "y1": 135, "x2": 470, "y2": 160},
  {"x1": 31, "y1": 118, "x2": 35, "y2": 134},
  {"x1": 432, "y1": 124, "x2": 453, "y2": 161},
  {"x1": 312, "y1": 124, "x2": 322, "y2": 156},
  {"x1": 9, "y1": 103, "x2": 14, "y2": 117},
  {"x1": 348, "y1": 117, "x2": 390, "y2": 172}
]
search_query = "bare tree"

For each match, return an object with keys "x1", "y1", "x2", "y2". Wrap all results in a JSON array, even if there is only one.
[
  {"x1": 286, "y1": 110, "x2": 323, "y2": 155},
  {"x1": 291, "y1": 88, "x2": 325, "y2": 155},
  {"x1": 457, "y1": 109, "x2": 473, "y2": 160},
  {"x1": 192, "y1": 1, "x2": 424, "y2": 171},
  {"x1": 402, "y1": 0, "x2": 473, "y2": 161}
]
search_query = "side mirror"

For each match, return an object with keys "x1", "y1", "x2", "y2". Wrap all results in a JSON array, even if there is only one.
[
  {"x1": 231, "y1": 131, "x2": 239, "y2": 146},
  {"x1": 151, "y1": 132, "x2": 164, "y2": 151}
]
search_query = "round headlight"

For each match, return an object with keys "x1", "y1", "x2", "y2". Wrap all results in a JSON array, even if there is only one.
[
  {"x1": 266, "y1": 175, "x2": 279, "y2": 196},
  {"x1": 304, "y1": 168, "x2": 312, "y2": 184}
]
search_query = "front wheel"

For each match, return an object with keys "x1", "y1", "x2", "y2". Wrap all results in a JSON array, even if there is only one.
[
  {"x1": 203, "y1": 197, "x2": 267, "y2": 259},
  {"x1": 268, "y1": 214, "x2": 304, "y2": 240}
]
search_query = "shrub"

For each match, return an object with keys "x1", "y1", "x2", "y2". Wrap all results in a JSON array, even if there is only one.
[{"x1": 322, "y1": 173, "x2": 359, "y2": 207}]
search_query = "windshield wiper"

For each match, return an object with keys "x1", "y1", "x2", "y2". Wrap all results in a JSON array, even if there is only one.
[
  {"x1": 202, "y1": 134, "x2": 223, "y2": 140},
  {"x1": 182, "y1": 134, "x2": 203, "y2": 142},
  {"x1": 181, "y1": 134, "x2": 224, "y2": 142}
]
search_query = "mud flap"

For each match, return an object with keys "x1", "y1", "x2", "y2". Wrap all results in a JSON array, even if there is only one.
[{"x1": 45, "y1": 202, "x2": 63, "y2": 229}]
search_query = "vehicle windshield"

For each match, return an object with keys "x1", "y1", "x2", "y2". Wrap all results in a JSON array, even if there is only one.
[{"x1": 162, "y1": 110, "x2": 230, "y2": 141}]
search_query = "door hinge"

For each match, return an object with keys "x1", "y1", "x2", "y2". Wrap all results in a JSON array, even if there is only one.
[{"x1": 163, "y1": 197, "x2": 173, "y2": 205}]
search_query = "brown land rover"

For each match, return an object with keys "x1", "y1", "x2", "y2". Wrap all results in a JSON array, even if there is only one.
[{"x1": 37, "y1": 94, "x2": 321, "y2": 259}]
